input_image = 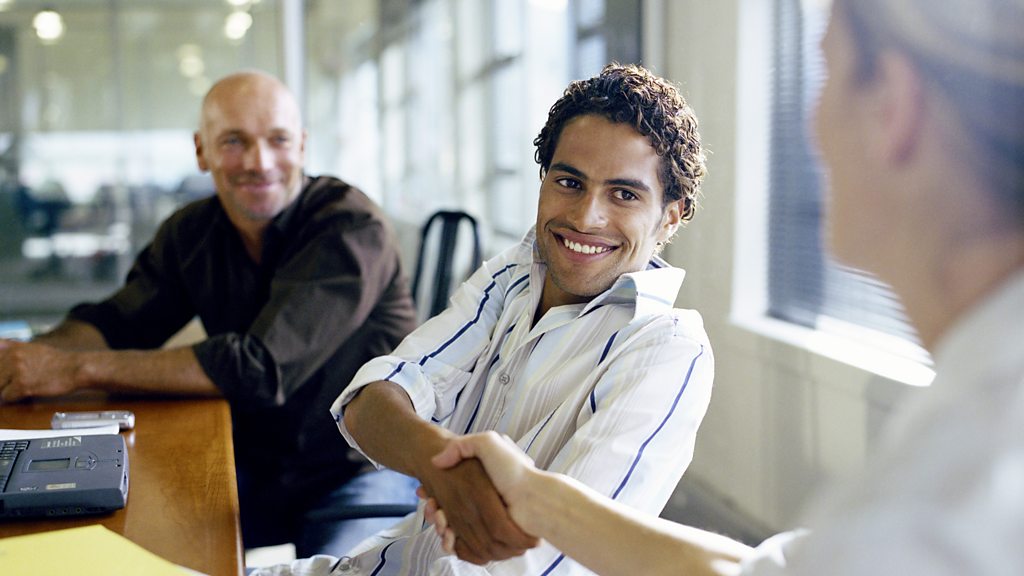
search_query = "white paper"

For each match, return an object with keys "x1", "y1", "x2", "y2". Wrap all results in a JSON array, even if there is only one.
[{"x1": 0, "y1": 423, "x2": 120, "y2": 441}]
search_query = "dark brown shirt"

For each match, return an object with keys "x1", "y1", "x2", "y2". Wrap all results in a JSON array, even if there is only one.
[{"x1": 69, "y1": 175, "x2": 417, "y2": 503}]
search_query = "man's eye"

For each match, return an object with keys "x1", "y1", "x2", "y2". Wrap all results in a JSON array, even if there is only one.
[
  {"x1": 555, "y1": 177, "x2": 581, "y2": 189},
  {"x1": 615, "y1": 189, "x2": 639, "y2": 201}
]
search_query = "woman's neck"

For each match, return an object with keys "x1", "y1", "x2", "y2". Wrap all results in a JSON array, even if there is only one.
[{"x1": 894, "y1": 228, "x2": 1024, "y2": 351}]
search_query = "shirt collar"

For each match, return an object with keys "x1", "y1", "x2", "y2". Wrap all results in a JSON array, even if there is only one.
[
  {"x1": 254, "y1": 175, "x2": 310, "y2": 265},
  {"x1": 524, "y1": 226, "x2": 686, "y2": 320},
  {"x1": 584, "y1": 264, "x2": 685, "y2": 319},
  {"x1": 266, "y1": 174, "x2": 310, "y2": 237},
  {"x1": 930, "y1": 268, "x2": 1024, "y2": 396}
]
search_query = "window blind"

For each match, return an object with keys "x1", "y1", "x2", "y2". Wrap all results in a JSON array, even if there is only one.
[{"x1": 767, "y1": 0, "x2": 929, "y2": 363}]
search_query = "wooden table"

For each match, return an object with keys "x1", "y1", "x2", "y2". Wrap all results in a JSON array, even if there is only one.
[{"x1": 0, "y1": 396, "x2": 244, "y2": 576}]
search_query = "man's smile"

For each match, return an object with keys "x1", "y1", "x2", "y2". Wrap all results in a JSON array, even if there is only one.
[{"x1": 553, "y1": 230, "x2": 617, "y2": 259}]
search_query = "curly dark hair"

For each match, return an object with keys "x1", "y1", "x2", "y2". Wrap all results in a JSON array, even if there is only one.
[{"x1": 533, "y1": 63, "x2": 707, "y2": 222}]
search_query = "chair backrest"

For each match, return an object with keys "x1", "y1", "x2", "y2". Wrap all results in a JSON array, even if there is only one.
[{"x1": 411, "y1": 210, "x2": 483, "y2": 321}]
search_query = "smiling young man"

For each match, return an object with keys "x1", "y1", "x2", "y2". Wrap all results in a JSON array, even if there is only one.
[{"x1": 254, "y1": 63, "x2": 713, "y2": 576}]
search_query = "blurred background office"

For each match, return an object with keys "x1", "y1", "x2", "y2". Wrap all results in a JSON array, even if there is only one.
[{"x1": 0, "y1": 0, "x2": 936, "y2": 555}]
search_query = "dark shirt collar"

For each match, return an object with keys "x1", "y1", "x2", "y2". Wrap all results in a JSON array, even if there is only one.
[
  {"x1": 267, "y1": 174, "x2": 312, "y2": 237},
  {"x1": 261, "y1": 175, "x2": 312, "y2": 266},
  {"x1": 209, "y1": 174, "x2": 311, "y2": 268}
]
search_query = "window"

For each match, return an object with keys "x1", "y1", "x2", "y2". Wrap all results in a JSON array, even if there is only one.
[
  {"x1": 325, "y1": 0, "x2": 568, "y2": 247},
  {"x1": 0, "y1": 1, "x2": 282, "y2": 329},
  {"x1": 317, "y1": 0, "x2": 644, "y2": 249},
  {"x1": 766, "y1": 0, "x2": 929, "y2": 364},
  {"x1": 0, "y1": 0, "x2": 646, "y2": 331},
  {"x1": 571, "y1": 0, "x2": 641, "y2": 78}
]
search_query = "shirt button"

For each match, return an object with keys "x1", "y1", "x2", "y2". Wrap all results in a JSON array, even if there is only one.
[
  {"x1": 498, "y1": 373, "x2": 510, "y2": 385},
  {"x1": 333, "y1": 556, "x2": 354, "y2": 573}
]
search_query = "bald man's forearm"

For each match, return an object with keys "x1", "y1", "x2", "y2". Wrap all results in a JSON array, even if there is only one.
[
  {"x1": 32, "y1": 318, "x2": 111, "y2": 351},
  {"x1": 1, "y1": 342, "x2": 220, "y2": 402},
  {"x1": 72, "y1": 346, "x2": 221, "y2": 397}
]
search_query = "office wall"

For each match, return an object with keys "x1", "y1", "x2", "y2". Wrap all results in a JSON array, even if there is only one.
[{"x1": 651, "y1": 0, "x2": 922, "y2": 538}]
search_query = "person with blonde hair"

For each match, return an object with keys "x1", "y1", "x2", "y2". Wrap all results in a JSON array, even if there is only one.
[{"x1": 426, "y1": 0, "x2": 1024, "y2": 574}]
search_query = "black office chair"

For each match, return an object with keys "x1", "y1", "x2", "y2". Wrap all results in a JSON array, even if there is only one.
[{"x1": 411, "y1": 210, "x2": 483, "y2": 322}]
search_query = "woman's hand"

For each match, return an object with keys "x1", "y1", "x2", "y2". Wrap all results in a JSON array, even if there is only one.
[{"x1": 424, "y1": 431, "x2": 541, "y2": 553}]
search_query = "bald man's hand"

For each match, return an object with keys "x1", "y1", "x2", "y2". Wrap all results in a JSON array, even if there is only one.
[{"x1": 0, "y1": 339, "x2": 82, "y2": 402}]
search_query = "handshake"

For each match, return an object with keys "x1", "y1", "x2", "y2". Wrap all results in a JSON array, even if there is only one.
[
  {"x1": 417, "y1": 432, "x2": 546, "y2": 565},
  {"x1": 415, "y1": 432, "x2": 752, "y2": 576}
]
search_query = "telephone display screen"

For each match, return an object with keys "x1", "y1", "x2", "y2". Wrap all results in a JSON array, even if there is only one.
[{"x1": 28, "y1": 458, "x2": 71, "y2": 471}]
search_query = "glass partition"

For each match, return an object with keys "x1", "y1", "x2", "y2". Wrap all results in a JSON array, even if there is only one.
[{"x1": 0, "y1": 0, "x2": 281, "y2": 328}]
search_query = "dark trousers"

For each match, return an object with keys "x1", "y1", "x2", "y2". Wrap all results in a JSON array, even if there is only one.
[{"x1": 239, "y1": 468, "x2": 420, "y2": 558}]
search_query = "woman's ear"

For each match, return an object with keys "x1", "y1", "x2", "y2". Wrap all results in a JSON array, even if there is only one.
[{"x1": 870, "y1": 50, "x2": 926, "y2": 165}]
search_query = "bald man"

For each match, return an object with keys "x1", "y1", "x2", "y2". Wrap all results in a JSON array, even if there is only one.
[{"x1": 0, "y1": 71, "x2": 419, "y2": 556}]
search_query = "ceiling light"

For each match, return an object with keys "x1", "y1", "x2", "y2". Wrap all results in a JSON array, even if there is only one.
[
  {"x1": 179, "y1": 55, "x2": 205, "y2": 78},
  {"x1": 33, "y1": 9, "x2": 65, "y2": 43},
  {"x1": 224, "y1": 10, "x2": 252, "y2": 41}
]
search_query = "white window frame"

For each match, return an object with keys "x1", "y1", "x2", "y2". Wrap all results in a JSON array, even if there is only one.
[{"x1": 731, "y1": 0, "x2": 934, "y2": 386}]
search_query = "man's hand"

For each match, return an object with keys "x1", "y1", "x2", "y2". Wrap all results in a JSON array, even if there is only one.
[
  {"x1": 431, "y1": 432, "x2": 537, "y2": 498},
  {"x1": 343, "y1": 381, "x2": 539, "y2": 564},
  {"x1": 0, "y1": 339, "x2": 82, "y2": 402},
  {"x1": 416, "y1": 449, "x2": 539, "y2": 564},
  {"x1": 425, "y1": 432, "x2": 542, "y2": 553}
]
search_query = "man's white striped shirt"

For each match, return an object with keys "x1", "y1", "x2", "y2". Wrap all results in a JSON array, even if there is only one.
[{"x1": 325, "y1": 228, "x2": 714, "y2": 576}]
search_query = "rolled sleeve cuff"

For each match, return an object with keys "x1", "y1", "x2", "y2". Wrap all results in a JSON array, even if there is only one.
[
  {"x1": 330, "y1": 356, "x2": 439, "y2": 466},
  {"x1": 66, "y1": 303, "x2": 129, "y2": 349},
  {"x1": 193, "y1": 333, "x2": 282, "y2": 406}
]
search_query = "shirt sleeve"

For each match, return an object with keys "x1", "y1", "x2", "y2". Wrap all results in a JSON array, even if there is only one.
[
  {"x1": 332, "y1": 245, "x2": 526, "y2": 464},
  {"x1": 66, "y1": 219, "x2": 196, "y2": 350},
  {"x1": 195, "y1": 216, "x2": 407, "y2": 407},
  {"x1": 486, "y1": 313, "x2": 715, "y2": 575}
]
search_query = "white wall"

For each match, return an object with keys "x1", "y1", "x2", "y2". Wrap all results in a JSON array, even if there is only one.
[{"x1": 651, "y1": 0, "x2": 927, "y2": 536}]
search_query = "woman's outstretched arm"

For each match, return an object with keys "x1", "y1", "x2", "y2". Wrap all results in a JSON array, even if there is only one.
[{"x1": 429, "y1": 432, "x2": 754, "y2": 576}]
